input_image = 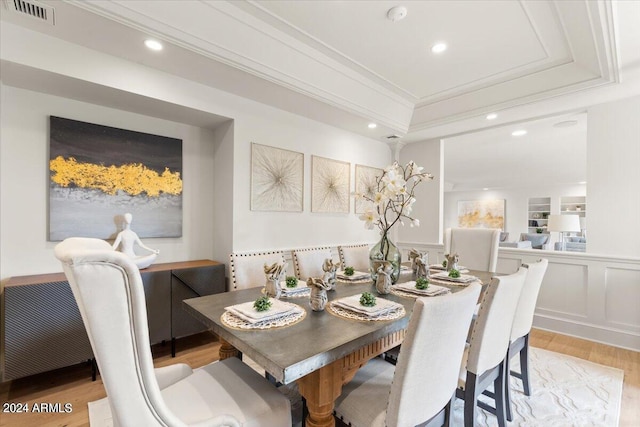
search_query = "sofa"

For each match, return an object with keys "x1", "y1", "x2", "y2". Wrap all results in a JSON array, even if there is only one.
[
  {"x1": 500, "y1": 233, "x2": 552, "y2": 250},
  {"x1": 555, "y1": 236, "x2": 587, "y2": 252}
]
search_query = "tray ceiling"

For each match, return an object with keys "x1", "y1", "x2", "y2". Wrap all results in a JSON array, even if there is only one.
[{"x1": 0, "y1": 0, "x2": 636, "y2": 142}]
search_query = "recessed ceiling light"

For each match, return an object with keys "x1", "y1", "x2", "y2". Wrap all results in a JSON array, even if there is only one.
[
  {"x1": 431, "y1": 42, "x2": 447, "y2": 54},
  {"x1": 578, "y1": 181, "x2": 587, "y2": 185},
  {"x1": 386, "y1": 6, "x2": 408, "y2": 22},
  {"x1": 486, "y1": 113, "x2": 498, "y2": 120},
  {"x1": 368, "y1": 123, "x2": 377, "y2": 129},
  {"x1": 144, "y1": 39, "x2": 163, "y2": 51},
  {"x1": 483, "y1": 188, "x2": 489, "y2": 191},
  {"x1": 511, "y1": 130, "x2": 527, "y2": 137}
]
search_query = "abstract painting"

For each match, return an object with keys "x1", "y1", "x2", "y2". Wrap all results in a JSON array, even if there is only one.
[
  {"x1": 355, "y1": 164, "x2": 383, "y2": 214},
  {"x1": 251, "y1": 143, "x2": 304, "y2": 212},
  {"x1": 311, "y1": 155, "x2": 350, "y2": 213},
  {"x1": 457, "y1": 199, "x2": 505, "y2": 230},
  {"x1": 49, "y1": 116, "x2": 183, "y2": 241}
]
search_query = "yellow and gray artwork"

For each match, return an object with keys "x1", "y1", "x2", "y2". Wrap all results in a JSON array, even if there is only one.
[{"x1": 49, "y1": 116, "x2": 182, "y2": 240}]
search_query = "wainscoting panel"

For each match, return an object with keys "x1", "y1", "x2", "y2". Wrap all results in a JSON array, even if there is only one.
[
  {"x1": 398, "y1": 242, "x2": 640, "y2": 351},
  {"x1": 537, "y1": 262, "x2": 588, "y2": 319},
  {"x1": 604, "y1": 267, "x2": 640, "y2": 330}
]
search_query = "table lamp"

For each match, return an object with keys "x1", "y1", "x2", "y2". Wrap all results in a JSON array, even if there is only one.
[{"x1": 548, "y1": 214, "x2": 581, "y2": 250}]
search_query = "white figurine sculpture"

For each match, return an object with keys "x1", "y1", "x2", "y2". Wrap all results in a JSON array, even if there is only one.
[{"x1": 112, "y1": 213, "x2": 159, "y2": 269}]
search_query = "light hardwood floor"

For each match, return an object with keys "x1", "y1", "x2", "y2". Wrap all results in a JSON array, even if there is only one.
[{"x1": 1, "y1": 329, "x2": 638, "y2": 427}]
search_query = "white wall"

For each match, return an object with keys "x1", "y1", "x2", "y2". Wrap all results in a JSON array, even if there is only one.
[
  {"x1": 443, "y1": 184, "x2": 587, "y2": 246},
  {"x1": 587, "y1": 95, "x2": 640, "y2": 258},
  {"x1": 231, "y1": 108, "x2": 390, "y2": 253},
  {"x1": 0, "y1": 85, "x2": 219, "y2": 277},
  {"x1": 397, "y1": 139, "x2": 443, "y2": 245},
  {"x1": 0, "y1": 24, "x2": 391, "y2": 280}
]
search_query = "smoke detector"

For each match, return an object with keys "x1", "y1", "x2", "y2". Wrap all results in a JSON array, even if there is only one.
[
  {"x1": 3, "y1": 0, "x2": 55, "y2": 25},
  {"x1": 387, "y1": 6, "x2": 407, "y2": 22}
]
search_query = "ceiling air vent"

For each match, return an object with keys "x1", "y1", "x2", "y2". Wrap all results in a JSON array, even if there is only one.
[
  {"x1": 3, "y1": 0, "x2": 55, "y2": 25},
  {"x1": 386, "y1": 134, "x2": 402, "y2": 140}
]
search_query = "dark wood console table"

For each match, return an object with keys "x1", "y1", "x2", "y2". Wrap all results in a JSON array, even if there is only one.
[{"x1": 2, "y1": 260, "x2": 225, "y2": 381}]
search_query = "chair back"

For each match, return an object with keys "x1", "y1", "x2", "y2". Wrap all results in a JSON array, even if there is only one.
[
  {"x1": 292, "y1": 247, "x2": 332, "y2": 280},
  {"x1": 444, "y1": 228, "x2": 501, "y2": 272},
  {"x1": 54, "y1": 237, "x2": 182, "y2": 427},
  {"x1": 338, "y1": 244, "x2": 370, "y2": 272},
  {"x1": 387, "y1": 283, "x2": 481, "y2": 426},
  {"x1": 511, "y1": 259, "x2": 548, "y2": 341},
  {"x1": 467, "y1": 267, "x2": 527, "y2": 375},
  {"x1": 230, "y1": 251, "x2": 286, "y2": 290}
]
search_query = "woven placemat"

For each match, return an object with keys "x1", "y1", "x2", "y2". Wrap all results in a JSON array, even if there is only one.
[
  {"x1": 221, "y1": 303, "x2": 307, "y2": 330},
  {"x1": 326, "y1": 301, "x2": 405, "y2": 322}
]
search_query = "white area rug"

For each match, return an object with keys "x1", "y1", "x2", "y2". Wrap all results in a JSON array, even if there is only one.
[
  {"x1": 89, "y1": 348, "x2": 623, "y2": 427},
  {"x1": 452, "y1": 347, "x2": 623, "y2": 426}
]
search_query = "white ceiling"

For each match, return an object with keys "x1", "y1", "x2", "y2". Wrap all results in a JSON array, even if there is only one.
[
  {"x1": 444, "y1": 112, "x2": 587, "y2": 192},
  {"x1": 0, "y1": 0, "x2": 638, "y2": 190}
]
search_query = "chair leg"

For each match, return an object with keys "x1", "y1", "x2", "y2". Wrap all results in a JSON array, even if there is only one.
[
  {"x1": 505, "y1": 348, "x2": 513, "y2": 422},
  {"x1": 444, "y1": 394, "x2": 455, "y2": 427},
  {"x1": 520, "y1": 334, "x2": 531, "y2": 396},
  {"x1": 493, "y1": 360, "x2": 507, "y2": 427},
  {"x1": 463, "y1": 372, "x2": 479, "y2": 427}
]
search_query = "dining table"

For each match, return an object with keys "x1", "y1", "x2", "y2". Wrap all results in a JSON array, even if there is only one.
[{"x1": 183, "y1": 268, "x2": 493, "y2": 427}]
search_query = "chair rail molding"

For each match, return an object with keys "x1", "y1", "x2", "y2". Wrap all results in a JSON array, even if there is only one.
[{"x1": 398, "y1": 241, "x2": 640, "y2": 352}]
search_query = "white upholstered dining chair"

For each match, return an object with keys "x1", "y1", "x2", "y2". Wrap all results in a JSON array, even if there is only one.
[
  {"x1": 55, "y1": 238, "x2": 291, "y2": 427},
  {"x1": 456, "y1": 267, "x2": 527, "y2": 427},
  {"x1": 337, "y1": 244, "x2": 370, "y2": 272},
  {"x1": 505, "y1": 258, "x2": 548, "y2": 421},
  {"x1": 230, "y1": 250, "x2": 286, "y2": 290},
  {"x1": 334, "y1": 283, "x2": 481, "y2": 427},
  {"x1": 292, "y1": 246, "x2": 332, "y2": 280},
  {"x1": 444, "y1": 228, "x2": 501, "y2": 273}
]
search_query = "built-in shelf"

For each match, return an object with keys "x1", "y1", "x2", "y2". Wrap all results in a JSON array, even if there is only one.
[
  {"x1": 561, "y1": 196, "x2": 586, "y2": 237},
  {"x1": 528, "y1": 197, "x2": 551, "y2": 233}
]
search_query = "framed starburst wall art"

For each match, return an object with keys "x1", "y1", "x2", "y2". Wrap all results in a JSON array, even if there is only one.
[
  {"x1": 251, "y1": 143, "x2": 304, "y2": 212},
  {"x1": 355, "y1": 164, "x2": 383, "y2": 214},
  {"x1": 49, "y1": 116, "x2": 183, "y2": 241},
  {"x1": 311, "y1": 155, "x2": 350, "y2": 213}
]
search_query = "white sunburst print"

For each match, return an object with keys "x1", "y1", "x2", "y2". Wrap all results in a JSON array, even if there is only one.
[
  {"x1": 311, "y1": 156, "x2": 350, "y2": 213},
  {"x1": 251, "y1": 143, "x2": 303, "y2": 211},
  {"x1": 355, "y1": 164, "x2": 383, "y2": 214}
]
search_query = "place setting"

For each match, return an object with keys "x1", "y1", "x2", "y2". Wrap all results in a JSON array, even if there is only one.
[
  {"x1": 221, "y1": 296, "x2": 306, "y2": 330},
  {"x1": 391, "y1": 277, "x2": 451, "y2": 299},
  {"x1": 428, "y1": 271, "x2": 481, "y2": 287},
  {"x1": 279, "y1": 275, "x2": 311, "y2": 298},
  {"x1": 336, "y1": 266, "x2": 372, "y2": 284},
  {"x1": 327, "y1": 292, "x2": 405, "y2": 321}
]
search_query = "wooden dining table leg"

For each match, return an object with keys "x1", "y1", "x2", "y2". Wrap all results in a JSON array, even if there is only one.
[
  {"x1": 297, "y1": 359, "x2": 343, "y2": 427},
  {"x1": 218, "y1": 338, "x2": 239, "y2": 360}
]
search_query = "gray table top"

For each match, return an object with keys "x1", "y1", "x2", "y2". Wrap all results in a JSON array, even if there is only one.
[{"x1": 183, "y1": 269, "x2": 492, "y2": 385}]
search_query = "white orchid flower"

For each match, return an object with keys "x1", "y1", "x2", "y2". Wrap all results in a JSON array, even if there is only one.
[
  {"x1": 359, "y1": 209, "x2": 379, "y2": 230},
  {"x1": 410, "y1": 218, "x2": 420, "y2": 227}
]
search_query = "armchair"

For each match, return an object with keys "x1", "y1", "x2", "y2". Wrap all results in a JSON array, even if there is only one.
[
  {"x1": 55, "y1": 237, "x2": 291, "y2": 427},
  {"x1": 519, "y1": 233, "x2": 553, "y2": 250}
]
